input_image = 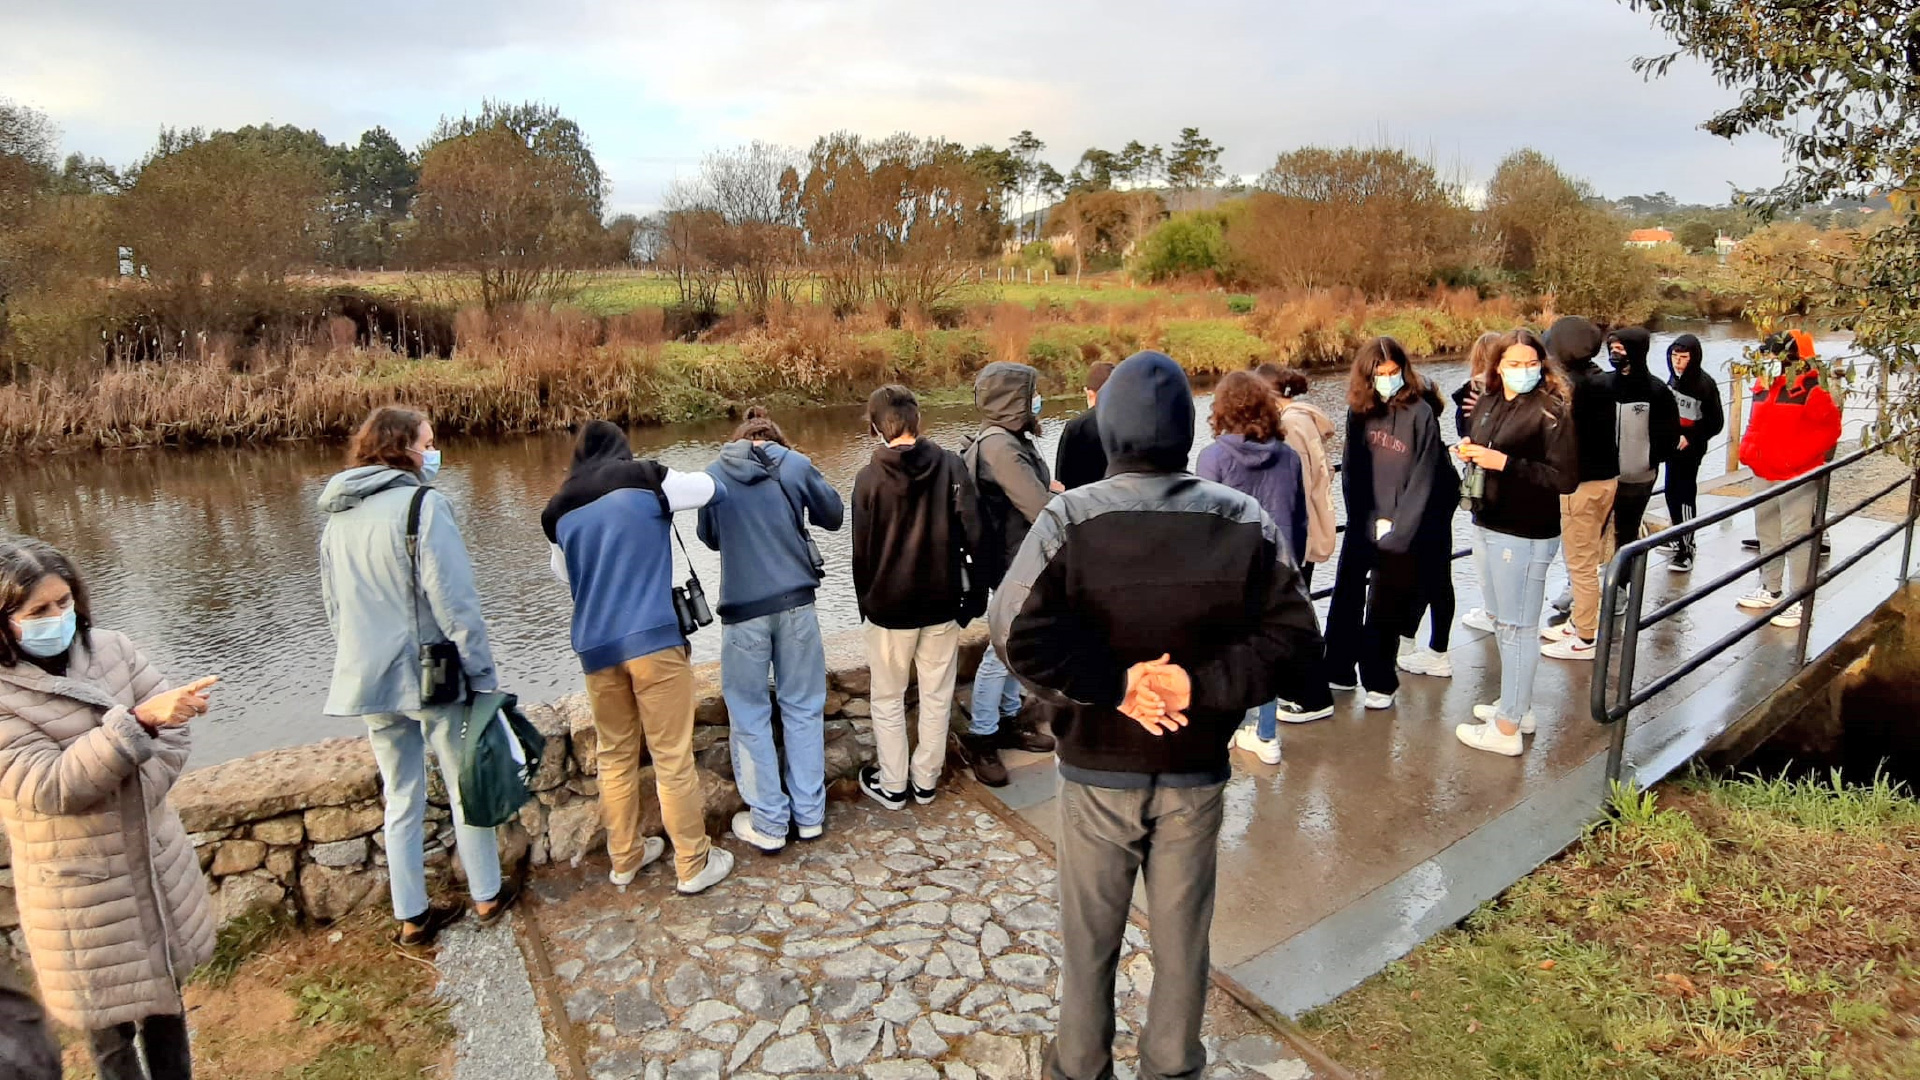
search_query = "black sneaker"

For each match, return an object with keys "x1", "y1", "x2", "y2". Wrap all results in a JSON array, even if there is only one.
[
  {"x1": 911, "y1": 783, "x2": 937, "y2": 806},
  {"x1": 1669, "y1": 553, "x2": 1694, "y2": 573},
  {"x1": 1742, "y1": 537, "x2": 1761, "y2": 550},
  {"x1": 858, "y1": 766, "x2": 908, "y2": 811},
  {"x1": 958, "y1": 735, "x2": 1010, "y2": 787}
]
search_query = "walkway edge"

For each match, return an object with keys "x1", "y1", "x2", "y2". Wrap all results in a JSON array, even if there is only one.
[
  {"x1": 952, "y1": 773, "x2": 1362, "y2": 1080},
  {"x1": 511, "y1": 895, "x2": 593, "y2": 1080}
]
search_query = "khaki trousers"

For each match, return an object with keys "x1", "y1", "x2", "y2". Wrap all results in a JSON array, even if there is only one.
[
  {"x1": 1561, "y1": 478, "x2": 1618, "y2": 640},
  {"x1": 583, "y1": 646, "x2": 710, "y2": 883},
  {"x1": 863, "y1": 621, "x2": 962, "y2": 793}
]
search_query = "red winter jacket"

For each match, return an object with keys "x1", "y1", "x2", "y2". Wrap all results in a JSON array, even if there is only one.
[{"x1": 1738, "y1": 368, "x2": 1841, "y2": 481}]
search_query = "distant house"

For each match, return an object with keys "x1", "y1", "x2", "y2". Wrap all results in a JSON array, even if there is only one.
[{"x1": 1626, "y1": 228, "x2": 1676, "y2": 248}]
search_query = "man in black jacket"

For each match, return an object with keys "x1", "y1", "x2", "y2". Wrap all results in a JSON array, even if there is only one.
[
  {"x1": 1541, "y1": 316, "x2": 1619, "y2": 662},
  {"x1": 851, "y1": 386, "x2": 985, "y2": 809},
  {"x1": 991, "y1": 351, "x2": 1322, "y2": 1080},
  {"x1": 1605, "y1": 327, "x2": 1681, "y2": 554},
  {"x1": 1054, "y1": 360, "x2": 1115, "y2": 490},
  {"x1": 960, "y1": 361, "x2": 1060, "y2": 785}
]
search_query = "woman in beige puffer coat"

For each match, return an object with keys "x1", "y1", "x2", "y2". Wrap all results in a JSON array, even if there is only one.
[{"x1": 0, "y1": 538, "x2": 217, "y2": 1080}]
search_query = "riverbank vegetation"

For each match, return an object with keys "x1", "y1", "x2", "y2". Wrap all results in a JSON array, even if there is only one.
[{"x1": 1304, "y1": 772, "x2": 1920, "y2": 1079}]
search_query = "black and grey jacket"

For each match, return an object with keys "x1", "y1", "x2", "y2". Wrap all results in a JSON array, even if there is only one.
[{"x1": 988, "y1": 352, "x2": 1323, "y2": 787}]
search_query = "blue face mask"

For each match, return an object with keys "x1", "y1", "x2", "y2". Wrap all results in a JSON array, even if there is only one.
[
  {"x1": 15, "y1": 607, "x2": 77, "y2": 659},
  {"x1": 1030, "y1": 394, "x2": 1043, "y2": 417},
  {"x1": 1502, "y1": 366, "x2": 1543, "y2": 395},
  {"x1": 1374, "y1": 373, "x2": 1404, "y2": 400},
  {"x1": 417, "y1": 448, "x2": 442, "y2": 482}
]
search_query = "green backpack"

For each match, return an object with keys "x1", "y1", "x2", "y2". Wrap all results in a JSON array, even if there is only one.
[{"x1": 458, "y1": 691, "x2": 548, "y2": 830}]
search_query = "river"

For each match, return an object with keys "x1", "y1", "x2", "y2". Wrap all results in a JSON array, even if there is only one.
[{"x1": 1, "y1": 324, "x2": 1840, "y2": 768}]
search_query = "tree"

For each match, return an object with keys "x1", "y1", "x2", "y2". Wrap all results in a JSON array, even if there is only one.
[
  {"x1": 1117, "y1": 141, "x2": 1164, "y2": 189},
  {"x1": 602, "y1": 214, "x2": 643, "y2": 266},
  {"x1": 1675, "y1": 219, "x2": 1719, "y2": 253},
  {"x1": 1008, "y1": 130, "x2": 1047, "y2": 240},
  {"x1": 1626, "y1": 0, "x2": 1920, "y2": 433},
  {"x1": 1069, "y1": 147, "x2": 1120, "y2": 193},
  {"x1": 1483, "y1": 149, "x2": 1655, "y2": 322},
  {"x1": 427, "y1": 100, "x2": 606, "y2": 219},
  {"x1": 680, "y1": 141, "x2": 805, "y2": 319},
  {"x1": 116, "y1": 133, "x2": 327, "y2": 294},
  {"x1": 410, "y1": 117, "x2": 603, "y2": 309},
  {"x1": 334, "y1": 127, "x2": 417, "y2": 267},
  {"x1": 1165, "y1": 127, "x2": 1225, "y2": 211}
]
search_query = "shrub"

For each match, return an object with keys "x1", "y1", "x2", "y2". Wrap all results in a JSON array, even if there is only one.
[
  {"x1": 1131, "y1": 212, "x2": 1229, "y2": 282},
  {"x1": 1226, "y1": 294, "x2": 1256, "y2": 315}
]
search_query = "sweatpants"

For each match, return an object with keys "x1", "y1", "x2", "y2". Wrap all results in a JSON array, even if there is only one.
[
  {"x1": 1613, "y1": 478, "x2": 1656, "y2": 551},
  {"x1": 1051, "y1": 781, "x2": 1223, "y2": 1080},
  {"x1": 1664, "y1": 452, "x2": 1705, "y2": 558},
  {"x1": 1411, "y1": 528, "x2": 1456, "y2": 652},
  {"x1": 1324, "y1": 539, "x2": 1421, "y2": 694},
  {"x1": 89, "y1": 1013, "x2": 191, "y2": 1080}
]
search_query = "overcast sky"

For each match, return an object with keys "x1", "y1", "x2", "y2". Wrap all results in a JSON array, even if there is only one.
[{"x1": 0, "y1": 0, "x2": 1786, "y2": 216}]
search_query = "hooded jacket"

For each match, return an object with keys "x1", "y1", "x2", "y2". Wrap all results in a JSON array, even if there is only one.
[
  {"x1": 961, "y1": 362, "x2": 1054, "y2": 586},
  {"x1": 1197, "y1": 434, "x2": 1309, "y2": 565},
  {"x1": 1055, "y1": 407, "x2": 1108, "y2": 491},
  {"x1": 697, "y1": 441, "x2": 844, "y2": 624},
  {"x1": 1340, "y1": 389, "x2": 1442, "y2": 556},
  {"x1": 0, "y1": 631, "x2": 215, "y2": 1030},
  {"x1": 1279, "y1": 400, "x2": 1338, "y2": 564},
  {"x1": 318, "y1": 465, "x2": 498, "y2": 715},
  {"x1": 1740, "y1": 334, "x2": 1842, "y2": 482},
  {"x1": 990, "y1": 351, "x2": 1322, "y2": 786},
  {"x1": 1467, "y1": 379, "x2": 1582, "y2": 539},
  {"x1": 1605, "y1": 327, "x2": 1682, "y2": 484},
  {"x1": 1665, "y1": 333, "x2": 1724, "y2": 455},
  {"x1": 543, "y1": 421, "x2": 726, "y2": 672},
  {"x1": 852, "y1": 438, "x2": 986, "y2": 629},
  {"x1": 1545, "y1": 316, "x2": 1619, "y2": 483}
]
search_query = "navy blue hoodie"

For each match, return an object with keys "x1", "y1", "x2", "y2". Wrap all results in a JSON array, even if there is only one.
[
  {"x1": 1196, "y1": 434, "x2": 1309, "y2": 564},
  {"x1": 698, "y1": 441, "x2": 844, "y2": 624}
]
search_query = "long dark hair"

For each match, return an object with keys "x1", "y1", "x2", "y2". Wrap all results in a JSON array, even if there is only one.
[
  {"x1": 1346, "y1": 336, "x2": 1422, "y2": 413},
  {"x1": 1500, "y1": 328, "x2": 1569, "y2": 403},
  {"x1": 0, "y1": 538, "x2": 92, "y2": 667}
]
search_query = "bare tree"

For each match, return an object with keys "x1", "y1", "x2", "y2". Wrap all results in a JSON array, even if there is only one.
[{"x1": 700, "y1": 142, "x2": 804, "y2": 319}]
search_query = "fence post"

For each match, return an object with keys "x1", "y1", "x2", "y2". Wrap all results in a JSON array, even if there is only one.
[
  {"x1": 1793, "y1": 470, "x2": 1833, "y2": 667},
  {"x1": 1604, "y1": 551, "x2": 1649, "y2": 786},
  {"x1": 1725, "y1": 379, "x2": 1745, "y2": 475},
  {"x1": 1903, "y1": 454, "x2": 1919, "y2": 581}
]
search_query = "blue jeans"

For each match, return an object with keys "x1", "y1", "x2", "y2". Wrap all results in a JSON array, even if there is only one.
[
  {"x1": 366, "y1": 706, "x2": 501, "y2": 921},
  {"x1": 1254, "y1": 702, "x2": 1279, "y2": 741},
  {"x1": 721, "y1": 605, "x2": 827, "y2": 838},
  {"x1": 1477, "y1": 528, "x2": 1560, "y2": 724},
  {"x1": 969, "y1": 642, "x2": 1023, "y2": 737}
]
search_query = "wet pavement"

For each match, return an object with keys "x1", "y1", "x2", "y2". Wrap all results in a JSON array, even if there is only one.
[{"x1": 985, "y1": 483, "x2": 1914, "y2": 1017}]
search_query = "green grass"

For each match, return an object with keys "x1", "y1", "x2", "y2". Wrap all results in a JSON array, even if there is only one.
[
  {"x1": 196, "y1": 903, "x2": 296, "y2": 985},
  {"x1": 1302, "y1": 771, "x2": 1920, "y2": 1079}
]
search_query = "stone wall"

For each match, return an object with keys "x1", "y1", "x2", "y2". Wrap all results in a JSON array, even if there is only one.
[{"x1": 0, "y1": 634, "x2": 989, "y2": 949}]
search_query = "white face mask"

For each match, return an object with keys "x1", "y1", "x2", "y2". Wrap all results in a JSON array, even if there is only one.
[
  {"x1": 417, "y1": 448, "x2": 442, "y2": 481},
  {"x1": 1031, "y1": 394, "x2": 1043, "y2": 417}
]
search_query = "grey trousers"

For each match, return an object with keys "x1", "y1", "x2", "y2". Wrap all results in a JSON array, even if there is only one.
[
  {"x1": 1049, "y1": 780, "x2": 1225, "y2": 1080},
  {"x1": 1755, "y1": 477, "x2": 1820, "y2": 595}
]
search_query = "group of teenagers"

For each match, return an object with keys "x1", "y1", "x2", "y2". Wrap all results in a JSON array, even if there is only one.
[{"x1": 0, "y1": 318, "x2": 1842, "y2": 1080}]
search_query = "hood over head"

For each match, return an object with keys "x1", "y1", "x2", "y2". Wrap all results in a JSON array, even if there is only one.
[
  {"x1": 975, "y1": 361, "x2": 1040, "y2": 436},
  {"x1": 318, "y1": 465, "x2": 419, "y2": 514},
  {"x1": 543, "y1": 418, "x2": 670, "y2": 540},
  {"x1": 1544, "y1": 316, "x2": 1604, "y2": 373},
  {"x1": 1762, "y1": 329, "x2": 1818, "y2": 368},
  {"x1": 1667, "y1": 333, "x2": 1705, "y2": 381},
  {"x1": 572, "y1": 419, "x2": 634, "y2": 469},
  {"x1": 1099, "y1": 351, "x2": 1194, "y2": 475},
  {"x1": 713, "y1": 439, "x2": 788, "y2": 487},
  {"x1": 1605, "y1": 326, "x2": 1653, "y2": 375}
]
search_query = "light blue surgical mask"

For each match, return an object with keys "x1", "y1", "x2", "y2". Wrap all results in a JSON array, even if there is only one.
[
  {"x1": 1031, "y1": 394, "x2": 1043, "y2": 417},
  {"x1": 1374, "y1": 373, "x2": 1404, "y2": 400},
  {"x1": 1502, "y1": 366, "x2": 1543, "y2": 395},
  {"x1": 15, "y1": 607, "x2": 77, "y2": 659},
  {"x1": 417, "y1": 448, "x2": 442, "y2": 481}
]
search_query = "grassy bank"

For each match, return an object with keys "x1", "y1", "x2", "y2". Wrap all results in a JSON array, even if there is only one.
[
  {"x1": 51, "y1": 908, "x2": 454, "y2": 1080},
  {"x1": 0, "y1": 281, "x2": 1524, "y2": 453},
  {"x1": 1303, "y1": 772, "x2": 1920, "y2": 1079}
]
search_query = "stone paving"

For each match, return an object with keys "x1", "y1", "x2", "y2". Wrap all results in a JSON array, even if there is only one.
[{"x1": 524, "y1": 791, "x2": 1314, "y2": 1080}]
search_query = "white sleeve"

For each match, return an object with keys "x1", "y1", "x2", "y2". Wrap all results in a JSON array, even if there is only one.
[
  {"x1": 663, "y1": 469, "x2": 719, "y2": 513},
  {"x1": 549, "y1": 542, "x2": 570, "y2": 586}
]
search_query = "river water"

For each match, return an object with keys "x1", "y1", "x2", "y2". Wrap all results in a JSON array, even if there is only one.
[{"x1": 1, "y1": 324, "x2": 1838, "y2": 768}]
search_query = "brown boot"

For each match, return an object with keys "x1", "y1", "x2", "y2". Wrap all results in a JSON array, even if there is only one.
[{"x1": 959, "y1": 734, "x2": 1010, "y2": 787}]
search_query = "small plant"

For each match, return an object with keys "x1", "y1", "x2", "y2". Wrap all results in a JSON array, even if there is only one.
[
  {"x1": 1225, "y1": 294, "x2": 1256, "y2": 315},
  {"x1": 1686, "y1": 927, "x2": 1757, "y2": 975},
  {"x1": 195, "y1": 903, "x2": 294, "y2": 985}
]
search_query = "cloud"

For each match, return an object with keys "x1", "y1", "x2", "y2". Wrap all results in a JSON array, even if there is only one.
[{"x1": 0, "y1": 0, "x2": 1792, "y2": 214}]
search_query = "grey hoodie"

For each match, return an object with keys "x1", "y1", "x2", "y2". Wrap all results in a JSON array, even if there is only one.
[
  {"x1": 962, "y1": 362, "x2": 1054, "y2": 584},
  {"x1": 317, "y1": 466, "x2": 497, "y2": 716}
]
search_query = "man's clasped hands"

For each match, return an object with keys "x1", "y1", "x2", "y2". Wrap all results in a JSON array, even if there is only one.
[{"x1": 1120, "y1": 653, "x2": 1192, "y2": 736}]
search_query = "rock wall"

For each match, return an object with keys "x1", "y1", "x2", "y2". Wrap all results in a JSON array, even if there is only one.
[{"x1": 0, "y1": 635, "x2": 989, "y2": 949}]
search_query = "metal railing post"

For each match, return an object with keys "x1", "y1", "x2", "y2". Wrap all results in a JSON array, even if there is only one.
[
  {"x1": 1794, "y1": 470, "x2": 1833, "y2": 667},
  {"x1": 1904, "y1": 456, "x2": 1920, "y2": 582},
  {"x1": 1604, "y1": 552, "x2": 1649, "y2": 786}
]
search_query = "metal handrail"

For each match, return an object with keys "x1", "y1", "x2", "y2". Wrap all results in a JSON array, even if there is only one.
[{"x1": 1589, "y1": 431, "x2": 1920, "y2": 783}]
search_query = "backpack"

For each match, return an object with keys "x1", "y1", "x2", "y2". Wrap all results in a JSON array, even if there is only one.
[{"x1": 960, "y1": 428, "x2": 1017, "y2": 589}]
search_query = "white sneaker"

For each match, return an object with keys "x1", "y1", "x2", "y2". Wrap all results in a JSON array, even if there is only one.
[
  {"x1": 1462, "y1": 608, "x2": 1496, "y2": 633},
  {"x1": 677, "y1": 847, "x2": 735, "y2": 896},
  {"x1": 1277, "y1": 702, "x2": 1335, "y2": 724},
  {"x1": 731, "y1": 811, "x2": 787, "y2": 855},
  {"x1": 1329, "y1": 680, "x2": 1358, "y2": 693},
  {"x1": 610, "y1": 836, "x2": 667, "y2": 888},
  {"x1": 1364, "y1": 691, "x2": 1395, "y2": 710},
  {"x1": 1398, "y1": 636, "x2": 1418, "y2": 657},
  {"x1": 797, "y1": 822, "x2": 825, "y2": 840},
  {"x1": 1540, "y1": 621, "x2": 1579, "y2": 643},
  {"x1": 1473, "y1": 702, "x2": 1536, "y2": 735},
  {"x1": 1541, "y1": 636, "x2": 1597, "y2": 661},
  {"x1": 1397, "y1": 647, "x2": 1453, "y2": 678},
  {"x1": 1456, "y1": 721, "x2": 1524, "y2": 757},
  {"x1": 1770, "y1": 605, "x2": 1805, "y2": 629},
  {"x1": 1737, "y1": 588, "x2": 1783, "y2": 610},
  {"x1": 1233, "y1": 725, "x2": 1283, "y2": 765}
]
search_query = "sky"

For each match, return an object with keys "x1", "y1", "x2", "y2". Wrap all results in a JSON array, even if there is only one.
[{"x1": 0, "y1": 0, "x2": 1790, "y2": 217}]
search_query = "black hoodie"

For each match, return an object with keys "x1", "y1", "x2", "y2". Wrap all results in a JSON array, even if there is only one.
[
  {"x1": 540, "y1": 420, "x2": 669, "y2": 540},
  {"x1": 852, "y1": 438, "x2": 986, "y2": 630},
  {"x1": 1545, "y1": 316, "x2": 1619, "y2": 483},
  {"x1": 990, "y1": 351, "x2": 1322, "y2": 785},
  {"x1": 1605, "y1": 327, "x2": 1682, "y2": 483},
  {"x1": 1665, "y1": 333, "x2": 1724, "y2": 456}
]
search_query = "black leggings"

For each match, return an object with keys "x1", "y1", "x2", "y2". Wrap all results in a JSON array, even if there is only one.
[
  {"x1": 89, "y1": 1012, "x2": 191, "y2": 1080},
  {"x1": 1665, "y1": 453, "x2": 1704, "y2": 556},
  {"x1": 1410, "y1": 530, "x2": 1455, "y2": 652},
  {"x1": 1324, "y1": 539, "x2": 1422, "y2": 695}
]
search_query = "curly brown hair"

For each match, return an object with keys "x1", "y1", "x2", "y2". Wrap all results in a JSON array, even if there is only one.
[
  {"x1": 1210, "y1": 370, "x2": 1283, "y2": 442},
  {"x1": 347, "y1": 406, "x2": 427, "y2": 472}
]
